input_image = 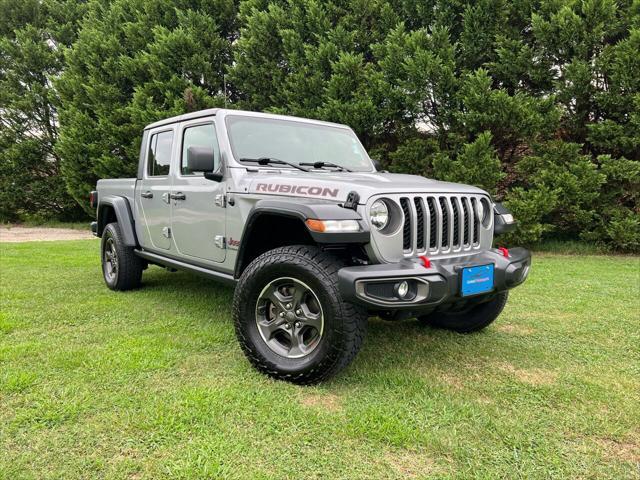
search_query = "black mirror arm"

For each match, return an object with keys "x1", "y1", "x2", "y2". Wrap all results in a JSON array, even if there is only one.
[
  {"x1": 204, "y1": 171, "x2": 223, "y2": 182},
  {"x1": 372, "y1": 159, "x2": 389, "y2": 173}
]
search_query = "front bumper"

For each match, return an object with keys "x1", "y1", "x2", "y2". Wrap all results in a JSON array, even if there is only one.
[{"x1": 338, "y1": 247, "x2": 531, "y2": 311}]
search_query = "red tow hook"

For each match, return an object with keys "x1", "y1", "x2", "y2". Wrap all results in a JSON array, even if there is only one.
[
  {"x1": 498, "y1": 247, "x2": 510, "y2": 258},
  {"x1": 418, "y1": 255, "x2": 431, "y2": 268}
]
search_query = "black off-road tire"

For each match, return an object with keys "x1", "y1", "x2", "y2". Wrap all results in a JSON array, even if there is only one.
[
  {"x1": 233, "y1": 245, "x2": 367, "y2": 384},
  {"x1": 101, "y1": 222, "x2": 144, "y2": 291},
  {"x1": 419, "y1": 291, "x2": 509, "y2": 333}
]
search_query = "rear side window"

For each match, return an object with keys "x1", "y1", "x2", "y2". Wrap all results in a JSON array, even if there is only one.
[
  {"x1": 147, "y1": 130, "x2": 173, "y2": 176},
  {"x1": 181, "y1": 123, "x2": 220, "y2": 175}
]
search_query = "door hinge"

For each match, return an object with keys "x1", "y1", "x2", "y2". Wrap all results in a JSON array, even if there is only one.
[
  {"x1": 214, "y1": 235, "x2": 226, "y2": 249},
  {"x1": 215, "y1": 194, "x2": 226, "y2": 208},
  {"x1": 162, "y1": 226, "x2": 171, "y2": 238}
]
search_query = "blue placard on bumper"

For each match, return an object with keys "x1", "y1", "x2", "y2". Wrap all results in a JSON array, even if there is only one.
[{"x1": 461, "y1": 264, "x2": 495, "y2": 297}]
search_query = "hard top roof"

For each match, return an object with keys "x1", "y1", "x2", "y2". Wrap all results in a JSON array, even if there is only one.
[
  {"x1": 143, "y1": 108, "x2": 349, "y2": 131},
  {"x1": 144, "y1": 108, "x2": 220, "y2": 130}
]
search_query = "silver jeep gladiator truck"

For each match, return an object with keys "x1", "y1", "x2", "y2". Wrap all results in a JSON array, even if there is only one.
[{"x1": 91, "y1": 108, "x2": 531, "y2": 384}]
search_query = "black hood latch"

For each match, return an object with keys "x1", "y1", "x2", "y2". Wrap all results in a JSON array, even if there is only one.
[{"x1": 343, "y1": 191, "x2": 360, "y2": 210}]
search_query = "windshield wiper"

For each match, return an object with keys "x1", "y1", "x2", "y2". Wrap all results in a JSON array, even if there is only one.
[
  {"x1": 239, "y1": 157, "x2": 311, "y2": 172},
  {"x1": 299, "y1": 161, "x2": 352, "y2": 172}
]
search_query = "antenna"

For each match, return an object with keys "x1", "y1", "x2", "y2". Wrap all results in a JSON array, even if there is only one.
[{"x1": 223, "y1": 74, "x2": 227, "y2": 108}]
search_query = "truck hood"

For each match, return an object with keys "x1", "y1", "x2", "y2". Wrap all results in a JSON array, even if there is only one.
[{"x1": 243, "y1": 170, "x2": 488, "y2": 203}]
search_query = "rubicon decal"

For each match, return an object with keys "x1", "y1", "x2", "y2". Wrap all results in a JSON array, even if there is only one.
[{"x1": 255, "y1": 183, "x2": 339, "y2": 198}]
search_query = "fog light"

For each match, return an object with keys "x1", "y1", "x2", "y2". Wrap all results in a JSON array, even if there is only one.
[{"x1": 395, "y1": 280, "x2": 410, "y2": 299}]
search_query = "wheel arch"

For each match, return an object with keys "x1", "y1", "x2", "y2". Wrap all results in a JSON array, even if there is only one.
[
  {"x1": 233, "y1": 199, "x2": 370, "y2": 279},
  {"x1": 97, "y1": 196, "x2": 139, "y2": 247}
]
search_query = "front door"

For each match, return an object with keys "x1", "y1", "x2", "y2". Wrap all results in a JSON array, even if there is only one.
[
  {"x1": 137, "y1": 128, "x2": 175, "y2": 250},
  {"x1": 170, "y1": 120, "x2": 226, "y2": 263}
]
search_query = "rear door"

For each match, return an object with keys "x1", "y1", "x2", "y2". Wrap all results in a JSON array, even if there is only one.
[
  {"x1": 137, "y1": 127, "x2": 175, "y2": 251},
  {"x1": 170, "y1": 119, "x2": 226, "y2": 263}
]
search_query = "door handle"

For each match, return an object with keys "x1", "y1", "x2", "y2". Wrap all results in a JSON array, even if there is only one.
[
  {"x1": 170, "y1": 192, "x2": 186, "y2": 201},
  {"x1": 140, "y1": 191, "x2": 153, "y2": 199}
]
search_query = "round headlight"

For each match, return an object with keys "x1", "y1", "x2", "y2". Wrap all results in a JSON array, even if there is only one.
[{"x1": 370, "y1": 200, "x2": 389, "y2": 230}]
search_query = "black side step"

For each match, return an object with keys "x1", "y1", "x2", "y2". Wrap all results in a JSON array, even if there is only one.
[{"x1": 134, "y1": 250, "x2": 237, "y2": 286}]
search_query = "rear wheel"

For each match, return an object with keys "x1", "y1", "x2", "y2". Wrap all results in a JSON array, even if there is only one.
[
  {"x1": 419, "y1": 291, "x2": 508, "y2": 333},
  {"x1": 101, "y1": 222, "x2": 143, "y2": 291},
  {"x1": 233, "y1": 245, "x2": 367, "y2": 384}
]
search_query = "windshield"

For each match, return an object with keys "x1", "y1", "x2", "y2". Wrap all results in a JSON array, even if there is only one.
[{"x1": 226, "y1": 115, "x2": 374, "y2": 172}]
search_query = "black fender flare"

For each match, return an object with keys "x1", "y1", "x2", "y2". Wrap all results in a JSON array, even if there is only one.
[
  {"x1": 97, "y1": 195, "x2": 139, "y2": 247},
  {"x1": 233, "y1": 199, "x2": 370, "y2": 278}
]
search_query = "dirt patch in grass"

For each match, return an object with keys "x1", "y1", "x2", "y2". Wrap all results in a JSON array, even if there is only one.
[
  {"x1": 497, "y1": 362, "x2": 558, "y2": 386},
  {"x1": 436, "y1": 371, "x2": 466, "y2": 390},
  {"x1": 595, "y1": 436, "x2": 640, "y2": 464},
  {"x1": 299, "y1": 392, "x2": 343, "y2": 412},
  {"x1": 382, "y1": 448, "x2": 441, "y2": 478},
  {"x1": 495, "y1": 323, "x2": 535, "y2": 335},
  {"x1": 439, "y1": 371, "x2": 497, "y2": 405},
  {"x1": 0, "y1": 226, "x2": 94, "y2": 242}
]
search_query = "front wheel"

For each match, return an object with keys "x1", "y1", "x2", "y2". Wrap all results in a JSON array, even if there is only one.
[
  {"x1": 233, "y1": 245, "x2": 367, "y2": 384},
  {"x1": 418, "y1": 291, "x2": 509, "y2": 333}
]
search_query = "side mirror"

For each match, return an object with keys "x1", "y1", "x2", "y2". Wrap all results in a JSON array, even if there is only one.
[
  {"x1": 187, "y1": 145, "x2": 222, "y2": 182},
  {"x1": 493, "y1": 203, "x2": 517, "y2": 234}
]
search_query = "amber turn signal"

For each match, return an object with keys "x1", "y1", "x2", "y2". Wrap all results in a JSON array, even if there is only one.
[{"x1": 305, "y1": 219, "x2": 360, "y2": 233}]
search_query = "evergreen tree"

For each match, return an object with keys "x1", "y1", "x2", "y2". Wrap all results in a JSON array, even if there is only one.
[
  {"x1": 55, "y1": 0, "x2": 237, "y2": 214},
  {"x1": 0, "y1": 0, "x2": 86, "y2": 221},
  {"x1": 1, "y1": 0, "x2": 636, "y2": 250}
]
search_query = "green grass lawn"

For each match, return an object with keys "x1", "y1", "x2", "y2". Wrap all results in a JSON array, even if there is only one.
[{"x1": 1, "y1": 240, "x2": 638, "y2": 479}]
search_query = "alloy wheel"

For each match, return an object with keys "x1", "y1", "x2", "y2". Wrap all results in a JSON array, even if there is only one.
[{"x1": 255, "y1": 277, "x2": 324, "y2": 358}]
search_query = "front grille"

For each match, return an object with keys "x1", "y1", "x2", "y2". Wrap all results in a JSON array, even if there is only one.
[
  {"x1": 414, "y1": 197, "x2": 425, "y2": 250},
  {"x1": 400, "y1": 194, "x2": 484, "y2": 255},
  {"x1": 427, "y1": 198, "x2": 437, "y2": 249},
  {"x1": 400, "y1": 198, "x2": 411, "y2": 250},
  {"x1": 471, "y1": 198, "x2": 479, "y2": 242},
  {"x1": 438, "y1": 197, "x2": 449, "y2": 248}
]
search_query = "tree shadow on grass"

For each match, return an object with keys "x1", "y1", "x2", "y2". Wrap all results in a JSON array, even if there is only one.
[{"x1": 140, "y1": 267, "x2": 234, "y2": 306}]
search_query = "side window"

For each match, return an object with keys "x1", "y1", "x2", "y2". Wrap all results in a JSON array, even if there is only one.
[
  {"x1": 147, "y1": 130, "x2": 173, "y2": 177},
  {"x1": 181, "y1": 123, "x2": 219, "y2": 175}
]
